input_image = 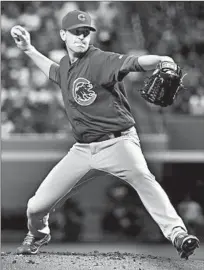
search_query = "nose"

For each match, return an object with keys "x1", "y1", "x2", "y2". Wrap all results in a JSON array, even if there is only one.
[{"x1": 78, "y1": 34, "x2": 85, "y2": 39}]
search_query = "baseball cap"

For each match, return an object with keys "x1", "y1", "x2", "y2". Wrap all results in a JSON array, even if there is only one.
[{"x1": 62, "y1": 10, "x2": 96, "y2": 32}]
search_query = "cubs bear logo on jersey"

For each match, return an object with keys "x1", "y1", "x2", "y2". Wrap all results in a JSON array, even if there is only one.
[{"x1": 72, "y1": 78, "x2": 97, "y2": 106}]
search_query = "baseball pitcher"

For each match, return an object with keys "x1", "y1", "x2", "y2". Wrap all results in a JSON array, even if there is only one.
[{"x1": 10, "y1": 10, "x2": 199, "y2": 259}]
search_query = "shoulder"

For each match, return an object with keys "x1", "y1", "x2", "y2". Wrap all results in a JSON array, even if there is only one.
[
  {"x1": 86, "y1": 45, "x2": 101, "y2": 59},
  {"x1": 60, "y1": 54, "x2": 70, "y2": 66},
  {"x1": 88, "y1": 46, "x2": 120, "y2": 65}
]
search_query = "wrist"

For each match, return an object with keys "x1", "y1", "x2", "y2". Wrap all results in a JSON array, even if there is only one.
[{"x1": 23, "y1": 45, "x2": 36, "y2": 53}]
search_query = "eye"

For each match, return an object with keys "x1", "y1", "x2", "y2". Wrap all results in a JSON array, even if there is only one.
[
  {"x1": 84, "y1": 30, "x2": 90, "y2": 37},
  {"x1": 75, "y1": 29, "x2": 80, "y2": 35},
  {"x1": 69, "y1": 28, "x2": 90, "y2": 37},
  {"x1": 77, "y1": 29, "x2": 90, "y2": 37}
]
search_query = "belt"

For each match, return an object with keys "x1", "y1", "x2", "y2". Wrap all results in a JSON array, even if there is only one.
[{"x1": 94, "y1": 126, "x2": 135, "y2": 142}]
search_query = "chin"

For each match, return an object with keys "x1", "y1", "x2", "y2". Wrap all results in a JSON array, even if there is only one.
[
  {"x1": 77, "y1": 48, "x2": 86, "y2": 53},
  {"x1": 74, "y1": 48, "x2": 88, "y2": 57},
  {"x1": 76, "y1": 46, "x2": 88, "y2": 53}
]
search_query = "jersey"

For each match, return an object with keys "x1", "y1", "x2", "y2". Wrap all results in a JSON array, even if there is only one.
[{"x1": 49, "y1": 45, "x2": 144, "y2": 143}]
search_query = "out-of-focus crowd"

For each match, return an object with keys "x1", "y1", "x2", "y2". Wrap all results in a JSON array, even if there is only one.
[
  {"x1": 2, "y1": 179, "x2": 204, "y2": 242},
  {"x1": 1, "y1": 1, "x2": 204, "y2": 136}
]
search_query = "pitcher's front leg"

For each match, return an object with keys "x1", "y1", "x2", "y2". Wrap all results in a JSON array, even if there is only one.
[
  {"x1": 94, "y1": 137, "x2": 187, "y2": 242},
  {"x1": 27, "y1": 143, "x2": 91, "y2": 237}
]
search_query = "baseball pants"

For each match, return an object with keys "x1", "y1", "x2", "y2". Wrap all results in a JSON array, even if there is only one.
[{"x1": 27, "y1": 127, "x2": 187, "y2": 242}]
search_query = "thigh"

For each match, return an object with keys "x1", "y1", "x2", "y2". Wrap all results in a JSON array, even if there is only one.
[
  {"x1": 95, "y1": 135, "x2": 151, "y2": 182},
  {"x1": 30, "y1": 143, "x2": 91, "y2": 213}
]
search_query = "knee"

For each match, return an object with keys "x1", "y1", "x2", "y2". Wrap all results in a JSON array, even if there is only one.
[
  {"x1": 27, "y1": 197, "x2": 41, "y2": 217},
  {"x1": 27, "y1": 196, "x2": 50, "y2": 218}
]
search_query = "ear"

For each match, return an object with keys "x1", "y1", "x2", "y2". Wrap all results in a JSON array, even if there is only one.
[{"x1": 60, "y1": 29, "x2": 66, "y2": 41}]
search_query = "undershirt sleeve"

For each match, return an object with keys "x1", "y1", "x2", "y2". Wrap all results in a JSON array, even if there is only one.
[
  {"x1": 117, "y1": 55, "x2": 145, "y2": 81},
  {"x1": 120, "y1": 55, "x2": 145, "y2": 73}
]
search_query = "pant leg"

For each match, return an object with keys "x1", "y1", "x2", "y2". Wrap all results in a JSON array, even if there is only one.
[
  {"x1": 27, "y1": 143, "x2": 91, "y2": 237},
  {"x1": 92, "y1": 132, "x2": 187, "y2": 242}
]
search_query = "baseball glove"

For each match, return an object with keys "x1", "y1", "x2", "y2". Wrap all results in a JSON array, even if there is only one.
[{"x1": 140, "y1": 61, "x2": 185, "y2": 107}]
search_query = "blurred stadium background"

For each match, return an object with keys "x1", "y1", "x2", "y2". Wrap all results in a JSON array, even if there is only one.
[{"x1": 1, "y1": 1, "x2": 204, "y2": 245}]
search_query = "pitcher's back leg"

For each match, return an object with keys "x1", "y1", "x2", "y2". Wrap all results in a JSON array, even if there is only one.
[{"x1": 17, "y1": 143, "x2": 91, "y2": 254}]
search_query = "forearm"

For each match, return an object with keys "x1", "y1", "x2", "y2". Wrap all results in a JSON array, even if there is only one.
[
  {"x1": 138, "y1": 55, "x2": 174, "y2": 71},
  {"x1": 24, "y1": 46, "x2": 58, "y2": 77},
  {"x1": 11, "y1": 25, "x2": 59, "y2": 77}
]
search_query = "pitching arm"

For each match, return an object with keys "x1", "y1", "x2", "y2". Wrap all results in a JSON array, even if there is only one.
[
  {"x1": 10, "y1": 25, "x2": 59, "y2": 78},
  {"x1": 24, "y1": 47, "x2": 58, "y2": 78}
]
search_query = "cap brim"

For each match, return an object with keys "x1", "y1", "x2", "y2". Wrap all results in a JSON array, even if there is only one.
[{"x1": 67, "y1": 24, "x2": 96, "y2": 32}]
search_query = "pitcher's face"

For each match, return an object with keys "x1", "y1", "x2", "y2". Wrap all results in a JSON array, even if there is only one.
[{"x1": 60, "y1": 27, "x2": 91, "y2": 54}]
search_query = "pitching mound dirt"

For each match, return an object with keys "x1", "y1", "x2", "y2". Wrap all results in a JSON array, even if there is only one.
[{"x1": 2, "y1": 251, "x2": 204, "y2": 270}]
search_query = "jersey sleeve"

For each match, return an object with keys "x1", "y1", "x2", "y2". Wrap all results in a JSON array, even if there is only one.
[
  {"x1": 49, "y1": 63, "x2": 60, "y2": 86},
  {"x1": 90, "y1": 51, "x2": 144, "y2": 86},
  {"x1": 120, "y1": 55, "x2": 145, "y2": 74}
]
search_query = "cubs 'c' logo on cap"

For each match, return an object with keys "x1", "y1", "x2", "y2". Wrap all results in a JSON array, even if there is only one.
[
  {"x1": 72, "y1": 78, "x2": 97, "y2": 106},
  {"x1": 78, "y1": 14, "x2": 86, "y2": 21}
]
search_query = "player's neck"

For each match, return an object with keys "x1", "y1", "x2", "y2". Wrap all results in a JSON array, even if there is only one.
[
  {"x1": 70, "y1": 56, "x2": 78, "y2": 64},
  {"x1": 68, "y1": 48, "x2": 87, "y2": 64}
]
